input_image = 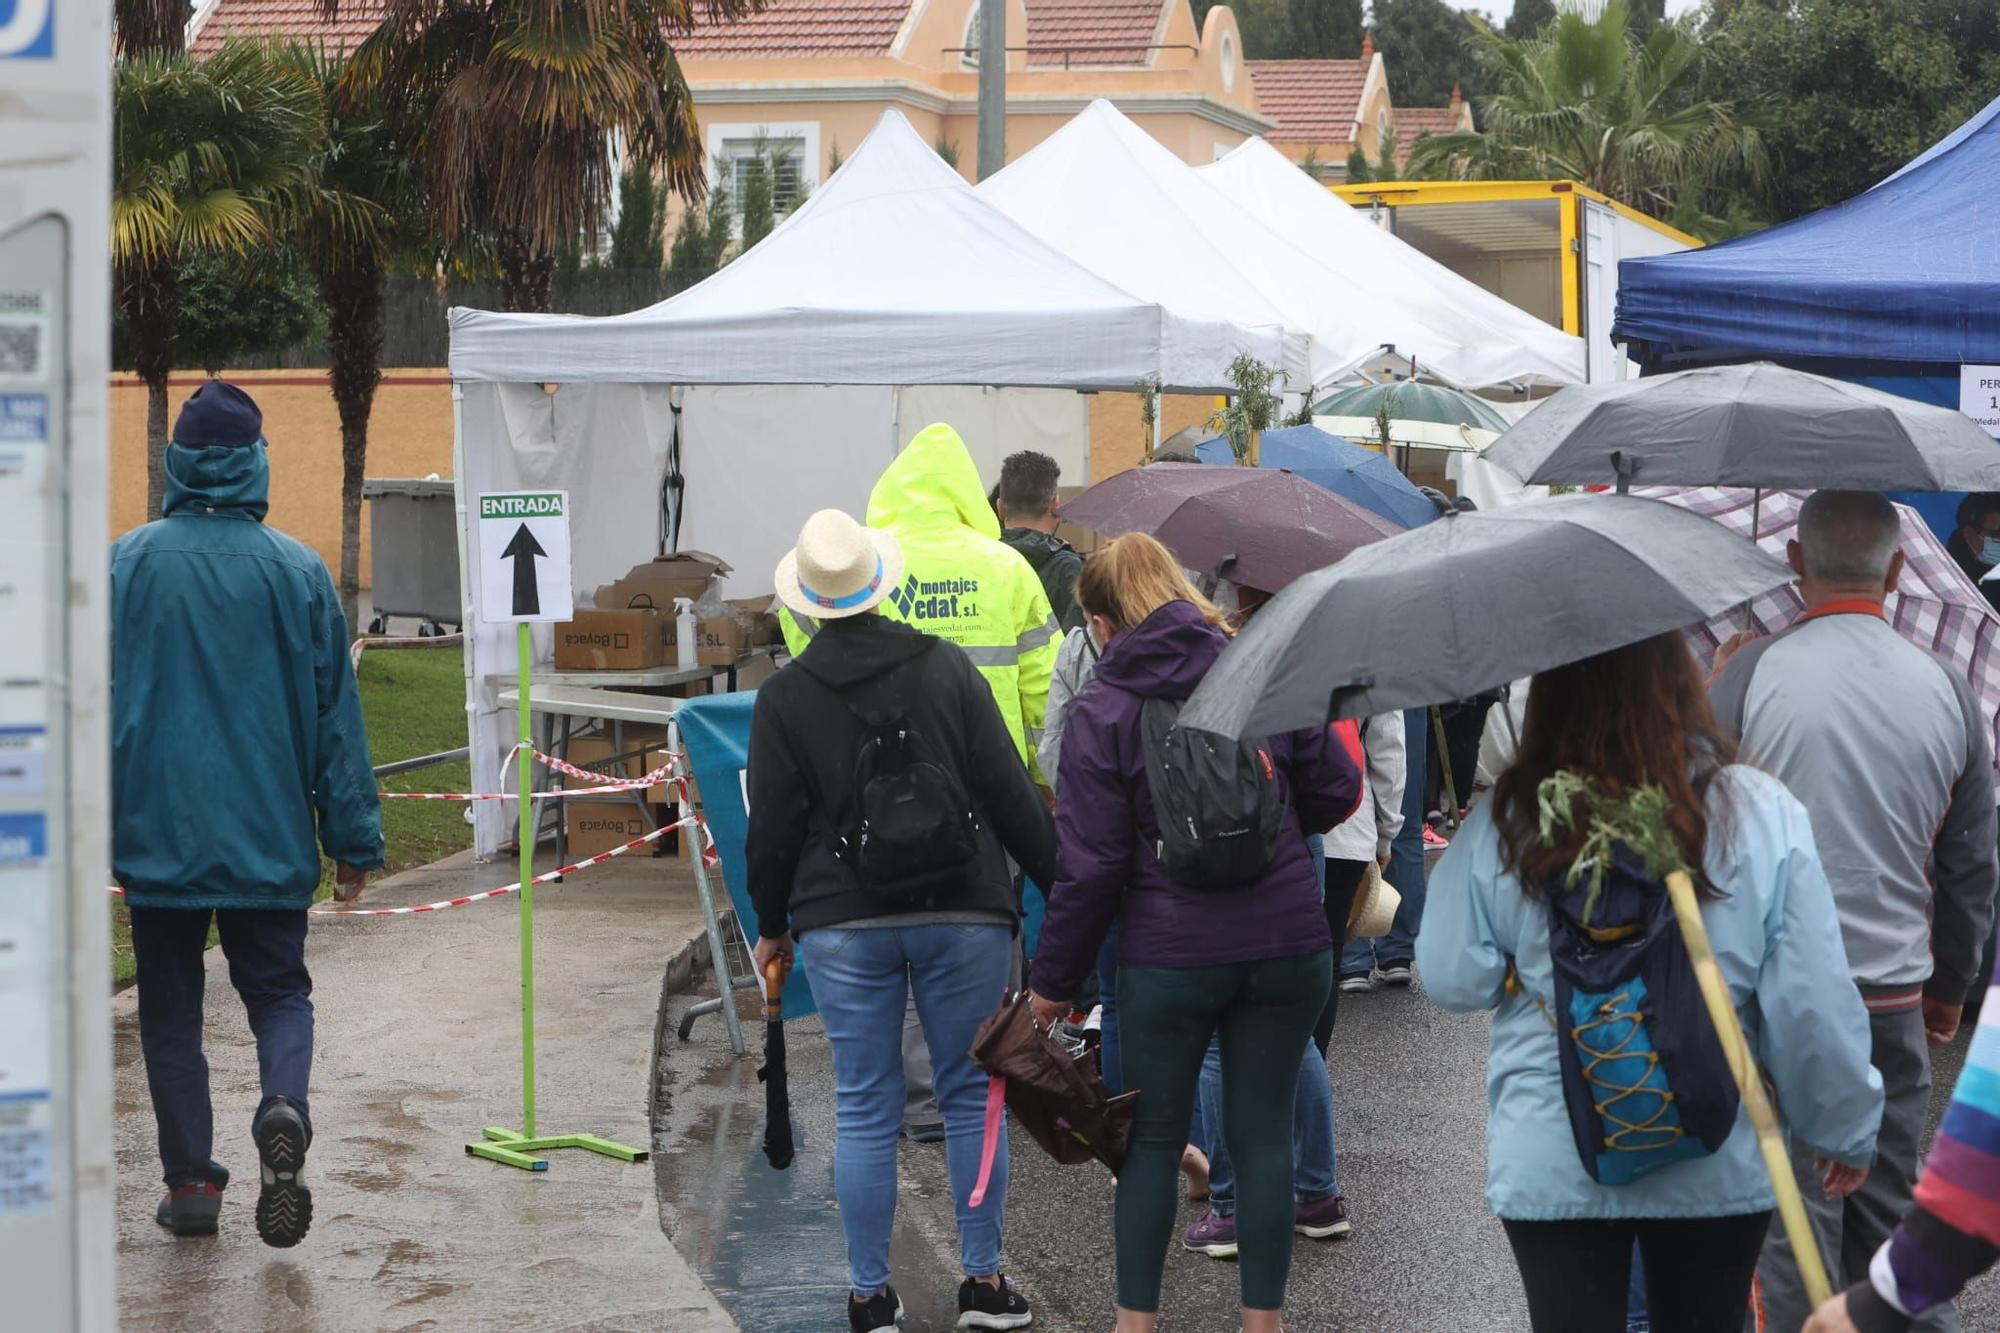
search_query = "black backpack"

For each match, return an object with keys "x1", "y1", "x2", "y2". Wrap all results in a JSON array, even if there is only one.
[
  {"x1": 1542, "y1": 843, "x2": 1740, "y2": 1185},
  {"x1": 1138, "y1": 697, "x2": 1289, "y2": 889},
  {"x1": 834, "y1": 679, "x2": 980, "y2": 904}
]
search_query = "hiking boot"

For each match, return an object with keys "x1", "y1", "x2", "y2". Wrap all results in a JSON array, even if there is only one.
[
  {"x1": 1339, "y1": 972, "x2": 1379, "y2": 994},
  {"x1": 1377, "y1": 963, "x2": 1414, "y2": 988},
  {"x1": 154, "y1": 1181, "x2": 222, "y2": 1236},
  {"x1": 252, "y1": 1097, "x2": 313, "y2": 1249},
  {"x1": 1294, "y1": 1194, "x2": 1353, "y2": 1240},
  {"x1": 1182, "y1": 1208, "x2": 1239, "y2": 1259},
  {"x1": 849, "y1": 1285, "x2": 904, "y2": 1332},
  {"x1": 957, "y1": 1275, "x2": 1033, "y2": 1329}
]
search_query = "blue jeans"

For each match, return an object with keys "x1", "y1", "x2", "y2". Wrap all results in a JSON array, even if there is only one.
[
  {"x1": 797, "y1": 921, "x2": 1014, "y2": 1297},
  {"x1": 1343, "y1": 708, "x2": 1429, "y2": 976},
  {"x1": 1197, "y1": 1035, "x2": 1338, "y2": 1214},
  {"x1": 129, "y1": 906, "x2": 314, "y2": 1189}
]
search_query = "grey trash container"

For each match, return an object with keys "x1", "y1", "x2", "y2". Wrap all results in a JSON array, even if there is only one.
[{"x1": 361, "y1": 478, "x2": 462, "y2": 636}]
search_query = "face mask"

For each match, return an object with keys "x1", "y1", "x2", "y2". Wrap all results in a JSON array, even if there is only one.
[{"x1": 1982, "y1": 537, "x2": 2000, "y2": 565}]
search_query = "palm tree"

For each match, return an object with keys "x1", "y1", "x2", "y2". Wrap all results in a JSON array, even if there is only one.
[
  {"x1": 113, "y1": 41, "x2": 324, "y2": 518},
  {"x1": 1407, "y1": 0, "x2": 1767, "y2": 226},
  {"x1": 281, "y1": 45, "x2": 432, "y2": 634},
  {"x1": 339, "y1": 0, "x2": 769, "y2": 312}
]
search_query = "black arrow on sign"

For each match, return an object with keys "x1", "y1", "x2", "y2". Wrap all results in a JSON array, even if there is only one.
[{"x1": 501, "y1": 523, "x2": 547, "y2": 617}]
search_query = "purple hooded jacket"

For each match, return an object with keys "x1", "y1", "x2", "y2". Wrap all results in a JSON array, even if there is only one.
[{"x1": 1028, "y1": 600, "x2": 1362, "y2": 1003}]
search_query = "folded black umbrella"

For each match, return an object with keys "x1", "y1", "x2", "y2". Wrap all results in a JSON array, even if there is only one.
[{"x1": 758, "y1": 958, "x2": 795, "y2": 1170}]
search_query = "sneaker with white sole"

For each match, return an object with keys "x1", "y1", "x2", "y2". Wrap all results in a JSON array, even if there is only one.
[
  {"x1": 1339, "y1": 972, "x2": 1379, "y2": 994},
  {"x1": 957, "y1": 1275, "x2": 1033, "y2": 1329},
  {"x1": 1377, "y1": 963, "x2": 1414, "y2": 988},
  {"x1": 1294, "y1": 1194, "x2": 1353, "y2": 1240},
  {"x1": 849, "y1": 1285, "x2": 904, "y2": 1332},
  {"x1": 252, "y1": 1097, "x2": 312, "y2": 1249},
  {"x1": 1182, "y1": 1208, "x2": 1239, "y2": 1259}
]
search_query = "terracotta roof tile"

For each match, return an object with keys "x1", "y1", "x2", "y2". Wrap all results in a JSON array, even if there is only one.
[
  {"x1": 1246, "y1": 58, "x2": 1370, "y2": 145},
  {"x1": 676, "y1": 0, "x2": 914, "y2": 58},
  {"x1": 1024, "y1": 0, "x2": 1161, "y2": 67},
  {"x1": 1397, "y1": 105, "x2": 1469, "y2": 158},
  {"x1": 190, "y1": 0, "x2": 383, "y2": 58}
]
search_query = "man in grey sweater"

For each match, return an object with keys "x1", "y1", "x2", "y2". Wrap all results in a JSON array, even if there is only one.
[{"x1": 1710, "y1": 490, "x2": 1998, "y2": 1333}]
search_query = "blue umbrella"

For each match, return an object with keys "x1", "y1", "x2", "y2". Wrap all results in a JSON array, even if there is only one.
[{"x1": 1194, "y1": 425, "x2": 1438, "y2": 531}]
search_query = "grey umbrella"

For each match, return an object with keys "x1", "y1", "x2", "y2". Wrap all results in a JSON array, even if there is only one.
[
  {"x1": 1484, "y1": 362, "x2": 2000, "y2": 491},
  {"x1": 1177, "y1": 493, "x2": 1793, "y2": 741}
]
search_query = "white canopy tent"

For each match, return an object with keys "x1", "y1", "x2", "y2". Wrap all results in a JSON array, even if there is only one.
[
  {"x1": 448, "y1": 109, "x2": 1276, "y2": 855},
  {"x1": 448, "y1": 109, "x2": 1278, "y2": 390},
  {"x1": 979, "y1": 100, "x2": 1520, "y2": 394},
  {"x1": 1198, "y1": 138, "x2": 1588, "y2": 387}
]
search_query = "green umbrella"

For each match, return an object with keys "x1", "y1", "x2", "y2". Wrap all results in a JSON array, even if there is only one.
[{"x1": 1311, "y1": 381, "x2": 1512, "y2": 454}]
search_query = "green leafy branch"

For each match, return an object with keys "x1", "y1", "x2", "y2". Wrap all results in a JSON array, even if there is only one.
[{"x1": 1537, "y1": 771, "x2": 1686, "y2": 923}]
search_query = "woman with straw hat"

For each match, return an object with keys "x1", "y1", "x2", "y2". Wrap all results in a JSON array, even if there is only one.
[{"x1": 748, "y1": 509, "x2": 1057, "y2": 1333}]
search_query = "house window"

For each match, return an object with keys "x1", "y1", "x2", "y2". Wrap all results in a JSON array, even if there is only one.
[
  {"x1": 706, "y1": 121, "x2": 822, "y2": 232},
  {"x1": 720, "y1": 135, "x2": 807, "y2": 214},
  {"x1": 1221, "y1": 33, "x2": 1237, "y2": 91},
  {"x1": 963, "y1": 2, "x2": 981, "y2": 69}
]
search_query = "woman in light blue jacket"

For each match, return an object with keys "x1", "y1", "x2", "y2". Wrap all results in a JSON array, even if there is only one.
[{"x1": 1417, "y1": 633, "x2": 1884, "y2": 1332}]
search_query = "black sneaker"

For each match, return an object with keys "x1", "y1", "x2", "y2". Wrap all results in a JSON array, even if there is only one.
[
  {"x1": 154, "y1": 1181, "x2": 222, "y2": 1236},
  {"x1": 958, "y1": 1276, "x2": 1033, "y2": 1329},
  {"x1": 849, "y1": 1285, "x2": 904, "y2": 1332},
  {"x1": 252, "y1": 1097, "x2": 313, "y2": 1249}
]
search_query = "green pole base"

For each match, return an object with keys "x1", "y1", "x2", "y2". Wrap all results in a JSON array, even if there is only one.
[{"x1": 464, "y1": 1125, "x2": 650, "y2": 1172}]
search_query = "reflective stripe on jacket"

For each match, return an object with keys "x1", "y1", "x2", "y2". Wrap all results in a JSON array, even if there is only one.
[{"x1": 780, "y1": 422, "x2": 1058, "y2": 781}]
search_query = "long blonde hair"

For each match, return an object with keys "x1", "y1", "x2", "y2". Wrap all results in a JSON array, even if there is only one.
[{"x1": 1075, "y1": 533, "x2": 1231, "y2": 635}]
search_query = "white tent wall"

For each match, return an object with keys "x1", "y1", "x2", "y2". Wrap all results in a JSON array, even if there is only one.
[
  {"x1": 460, "y1": 379, "x2": 1091, "y2": 856},
  {"x1": 459, "y1": 381, "x2": 676, "y2": 854}
]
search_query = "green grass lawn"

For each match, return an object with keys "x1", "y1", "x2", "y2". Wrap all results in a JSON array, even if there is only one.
[{"x1": 110, "y1": 647, "x2": 474, "y2": 987}]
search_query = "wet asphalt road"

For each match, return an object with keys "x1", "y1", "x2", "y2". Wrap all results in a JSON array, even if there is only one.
[{"x1": 656, "y1": 961, "x2": 2000, "y2": 1333}]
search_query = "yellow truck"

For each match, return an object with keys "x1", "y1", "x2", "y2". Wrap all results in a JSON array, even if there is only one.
[{"x1": 1331, "y1": 180, "x2": 1699, "y2": 384}]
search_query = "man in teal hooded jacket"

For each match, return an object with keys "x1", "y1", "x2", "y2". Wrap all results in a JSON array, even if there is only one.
[{"x1": 112, "y1": 380, "x2": 383, "y2": 1248}]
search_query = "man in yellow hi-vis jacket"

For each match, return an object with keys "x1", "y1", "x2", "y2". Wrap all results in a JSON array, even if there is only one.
[
  {"x1": 778, "y1": 422, "x2": 1061, "y2": 1141},
  {"x1": 779, "y1": 422, "x2": 1059, "y2": 783}
]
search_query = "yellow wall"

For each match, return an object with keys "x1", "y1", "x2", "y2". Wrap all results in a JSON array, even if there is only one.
[
  {"x1": 1088, "y1": 390, "x2": 1216, "y2": 479},
  {"x1": 111, "y1": 370, "x2": 457, "y2": 583}
]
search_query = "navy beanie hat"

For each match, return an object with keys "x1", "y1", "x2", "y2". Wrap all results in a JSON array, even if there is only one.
[{"x1": 172, "y1": 379, "x2": 264, "y2": 449}]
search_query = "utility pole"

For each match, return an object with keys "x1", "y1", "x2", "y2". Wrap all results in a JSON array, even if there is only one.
[{"x1": 976, "y1": 0, "x2": 1006, "y2": 179}]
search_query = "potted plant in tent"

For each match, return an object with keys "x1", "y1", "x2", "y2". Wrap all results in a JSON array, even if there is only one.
[{"x1": 1212, "y1": 356, "x2": 1281, "y2": 466}]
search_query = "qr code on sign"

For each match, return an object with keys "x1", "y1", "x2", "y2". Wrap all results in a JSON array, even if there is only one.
[{"x1": 0, "y1": 320, "x2": 43, "y2": 378}]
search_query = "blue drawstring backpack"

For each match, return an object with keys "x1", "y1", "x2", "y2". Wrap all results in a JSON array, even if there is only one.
[{"x1": 1543, "y1": 844, "x2": 1740, "y2": 1186}]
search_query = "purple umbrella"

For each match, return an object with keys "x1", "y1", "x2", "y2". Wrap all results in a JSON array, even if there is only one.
[{"x1": 1063, "y1": 462, "x2": 1400, "y2": 593}]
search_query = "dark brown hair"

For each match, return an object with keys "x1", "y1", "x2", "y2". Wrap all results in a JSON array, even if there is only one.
[{"x1": 1491, "y1": 633, "x2": 1735, "y2": 898}]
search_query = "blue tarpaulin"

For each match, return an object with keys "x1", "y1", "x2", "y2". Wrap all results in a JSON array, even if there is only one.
[
  {"x1": 1194, "y1": 424, "x2": 1439, "y2": 530},
  {"x1": 676, "y1": 691, "x2": 817, "y2": 1019},
  {"x1": 1615, "y1": 93, "x2": 2000, "y2": 371}
]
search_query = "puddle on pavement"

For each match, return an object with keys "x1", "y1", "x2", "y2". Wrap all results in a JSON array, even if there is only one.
[{"x1": 655, "y1": 1029, "x2": 959, "y2": 1331}]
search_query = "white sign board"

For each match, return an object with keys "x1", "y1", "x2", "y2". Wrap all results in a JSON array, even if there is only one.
[
  {"x1": 1960, "y1": 365, "x2": 2000, "y2": 439},
  {"x1": 477, "y1": 491, "x2": 573, "y2": 624}
]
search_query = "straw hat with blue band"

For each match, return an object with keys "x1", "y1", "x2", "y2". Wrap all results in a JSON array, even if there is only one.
[{"x1": 774, "y1": 509, "x2": 907, "y2": 623}]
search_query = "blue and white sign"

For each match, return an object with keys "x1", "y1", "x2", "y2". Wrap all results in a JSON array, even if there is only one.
[
  {"x1": 0, "y1": 395, "x2": 43, "y2": 443},
  {"x1": 0, "y1": 0, "x2": 51, "y2": 60},
  {"x1": 0, "y1": 813, "x2": 44, "y2": 864}
]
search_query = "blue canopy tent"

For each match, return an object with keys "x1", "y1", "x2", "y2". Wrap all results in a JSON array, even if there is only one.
[
  {"x1": 1194, "y1": 424, "x2": 1439, "y2": 530},
  {"x1": 1613, "y1": 93, "x2": 2000, "y2": 538}
]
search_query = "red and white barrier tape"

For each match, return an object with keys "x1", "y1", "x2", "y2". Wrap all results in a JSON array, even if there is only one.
[
  {"x1": 107, "y1": 804, "x2": 721, "y2": 918},
  {"x1": 377, "y1": 745, "x2": 690, "y2": 803}
]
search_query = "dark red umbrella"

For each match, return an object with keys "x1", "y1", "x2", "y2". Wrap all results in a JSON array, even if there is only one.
[{"x1": 1062, "y1": 462, "x2": 1399, "y2": 592}]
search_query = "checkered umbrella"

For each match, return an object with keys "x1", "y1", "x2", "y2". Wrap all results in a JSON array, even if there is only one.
[{"x1": 1636, "y1": 486, "x2": 2000, "y2": 762}]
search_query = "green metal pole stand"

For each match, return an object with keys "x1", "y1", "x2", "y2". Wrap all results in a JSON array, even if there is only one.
[{"x1": 466, "y1": 624, "x2": 645, "y2": 1172}]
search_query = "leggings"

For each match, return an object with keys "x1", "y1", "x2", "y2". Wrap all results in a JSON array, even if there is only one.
[
  {"x1": 1114, "y1": 949, "x2": 1333, "y2": 1313},
  {"x1": 1501, "y1": 1211, "x2": 1771, "y2": 1333}
]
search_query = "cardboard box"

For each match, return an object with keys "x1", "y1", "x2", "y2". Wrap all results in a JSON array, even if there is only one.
[
  {"x1": 726, "y1": 595, "x2": 782, "y2": 647},
  {"x1": 696, "y1": 614, "x2": 749, "y2": 667},
  {"x1": 554, "y1": 606, "x2": 668, "y2": 671},
  {"x1": 562, "y1": 727, "x2": 672, "y2": 802},
  {"x1": 564, "y1": 805, "x2": 654, "y2": 860},
  {"x1": 594, "y1": 552, "x2": 732, "y2": 611}
]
